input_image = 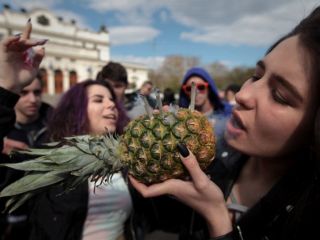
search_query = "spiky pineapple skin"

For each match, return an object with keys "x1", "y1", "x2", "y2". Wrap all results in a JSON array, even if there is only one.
[{"x1": 119, "y1": 109, "x2": 215, "y2": 184}]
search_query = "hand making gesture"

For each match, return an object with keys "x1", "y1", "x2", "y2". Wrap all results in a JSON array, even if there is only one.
[{"x1": 0, "y1": 19, "x2": 46, "y2": 93}]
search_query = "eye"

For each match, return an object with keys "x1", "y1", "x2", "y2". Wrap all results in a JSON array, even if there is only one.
[
  {"x1": 93, "y1": 98, "x2": 103, "y2": 103},
  {"x1": 251, "y1": 75, "x2": 261, "y2": 82},
  {"x1": 20, "y1": 90, "x2": 28, "y2": 96},
  {"x1": 271, "y1": 89, "x2": 289, "y2": 105},
  {"x1": 251, "y1": 63, "x2": 264, "y2": 82},
  {"x1": 34, "y1": 90, "x2": 42, "y2": 96}
]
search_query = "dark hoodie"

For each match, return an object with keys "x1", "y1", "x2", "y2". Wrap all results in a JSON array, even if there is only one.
[{"x1": 178, "y1": 67, "x2": 231, "y2": 114}]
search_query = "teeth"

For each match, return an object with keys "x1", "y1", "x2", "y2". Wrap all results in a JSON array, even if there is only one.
[{"x1": 103, "y1": 115, "x2": 115, "y2": 119}]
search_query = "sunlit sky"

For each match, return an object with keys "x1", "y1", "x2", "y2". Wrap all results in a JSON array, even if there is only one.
[{"x1": 1, "y1": 0, "x2": 319, "y2": 69}]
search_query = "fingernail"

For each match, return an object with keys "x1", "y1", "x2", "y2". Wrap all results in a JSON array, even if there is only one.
[
  {"x1": 38, "y1": 39, "x2": 48, "y2": 44},
  {"x1": 14, "y1": 33, "x2": 22, "y2": 37},
  {"x1": 177, "y1": 143, "x2": 189, "y2": 157}
]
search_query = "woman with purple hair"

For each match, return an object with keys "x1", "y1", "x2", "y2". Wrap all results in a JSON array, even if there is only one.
[{"x1": 28, "y1": 80, "x2": 132, "y2": 240}]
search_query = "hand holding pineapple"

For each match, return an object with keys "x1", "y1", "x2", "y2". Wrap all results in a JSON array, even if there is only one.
[{"x1": 129, "y1": 143, "x2": 232, "y2": 238}]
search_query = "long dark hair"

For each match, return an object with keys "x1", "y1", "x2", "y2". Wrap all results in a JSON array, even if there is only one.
[
  {"x1": 266, "y1": 6, "x2": 320, "y2": 238},
  {"x1": 46, "y1": 80, "x2": 116, "y2": 141}
]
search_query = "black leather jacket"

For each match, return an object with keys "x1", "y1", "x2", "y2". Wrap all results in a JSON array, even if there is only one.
[{"x1": 0, "y1": 87, "x2": 19, "y2": 236}]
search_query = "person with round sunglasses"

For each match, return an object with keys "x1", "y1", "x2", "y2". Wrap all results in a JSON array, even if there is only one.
[{"x1": 179, "y1": 67, "x2": 231, "y2": 156}]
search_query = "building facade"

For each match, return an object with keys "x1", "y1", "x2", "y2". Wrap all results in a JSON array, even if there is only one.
[{"x1": 0, "y1": 5, "x2": 149, "y2": 95}]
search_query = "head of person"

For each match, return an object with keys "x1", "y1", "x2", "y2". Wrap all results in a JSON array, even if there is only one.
[
  {"x1": 139, "y1": 81, "x2": 153, "y2": 96},
  {"x1": 225, "y1": 7, "x2": 320, "y2": 164},
  {"x1": 162, "y1": 87, "x2": 176, "y2": 106},
  {"x1": 47, "y1": 80, "x2": 118, "y2": 141},
  {"x1": 96, "y1": 61, "x2": 128, "y2": 102},
  {"x1": 15, "y1": 74, "x2": 43, "y2": 124},
  {"x1": 224, "y1": 84, "x2": 241, "y2": 104},
  {"x1": 179, "y1": 67, "x2": 224, "y2": 112}
]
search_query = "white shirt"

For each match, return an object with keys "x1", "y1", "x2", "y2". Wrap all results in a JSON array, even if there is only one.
[{"x1": 82, "y1": 173, "x2": 132, "y2": 240}]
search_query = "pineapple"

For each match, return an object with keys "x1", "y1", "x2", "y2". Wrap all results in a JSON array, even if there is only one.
[
  {"x1": 120, "y1": 108, "x2": 215, "y2": 183},
  {"x1": 0, "y1": 84, "x2": 215, "y2": 212}
]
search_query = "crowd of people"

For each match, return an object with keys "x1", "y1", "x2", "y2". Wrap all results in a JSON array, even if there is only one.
[{"x1": 1, "y1": 5, "x2": 320, "y2": 240}]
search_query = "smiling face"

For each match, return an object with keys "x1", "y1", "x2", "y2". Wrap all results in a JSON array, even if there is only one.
[
  {"x1": 86, "y1": 84, "x2": 118, "y2": 135},
  {"x1": 225, "y1": 36, "x2": 315, "y2": 158}
]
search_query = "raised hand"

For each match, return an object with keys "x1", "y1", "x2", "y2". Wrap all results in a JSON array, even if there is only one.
[
  {"x1": 0, "y1": 19, "x2": 47, "y2": 93},
  {"x1": 129, "y1": 144, "x2": 232, "y2": 237}
]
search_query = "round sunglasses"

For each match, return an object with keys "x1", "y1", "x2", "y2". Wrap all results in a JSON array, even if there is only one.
[{"x1": 182, "y1": 82, "x2": 209, "y2": 95}]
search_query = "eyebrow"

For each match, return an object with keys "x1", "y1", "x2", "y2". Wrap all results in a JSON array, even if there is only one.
[
  {"x1": 89, "y1": 94, "x2": 104, "y2": 98},
  {"x1": 256, "y1": 60, "x2": 304, "y2": 103}
]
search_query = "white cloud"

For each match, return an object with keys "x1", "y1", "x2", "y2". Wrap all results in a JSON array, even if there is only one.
[
  {"x1": 113, "y1": 55, "x2": 165, "y2": 69},
  {"x1": 86, "y1": 0, "x2": 320, "y2": 47},
  {"x1": 179, "y1": 1, "x2": 319, "y2": 46},
  {"x1": 87, "y1": 0, "x2": 162, "y2": 25},
  {"x1": 87, "y1": 0, "x2": 147, "y2": 12},
  {"x1": 5, "y1": 0, "x2": 320, "y2": 48},
  {"x1": 109, "y1": 26, "x2": 160, "y2": 45}
]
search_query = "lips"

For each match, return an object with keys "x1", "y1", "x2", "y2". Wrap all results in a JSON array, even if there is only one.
[
  {"x1": 230, "y1": 111, "x2": 246, "y2": 130},
  {"x1": 103, "y1": 114, "x2": 117, "y2": 120},
  {"x1": 26, "y1": 106, "x2": 39, "y2": 112}
]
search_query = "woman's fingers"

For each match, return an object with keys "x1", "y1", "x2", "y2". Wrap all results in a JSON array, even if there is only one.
[
  {"x1": 6, "y1": 39, "x2": 47, "y2": 52},
  {"x1": 21, "y1": 19, "x2": 32, "y2": 40},
  {"x1": 32, "y1": 47, "x2": 45, "y2": 69},
  {"x1": 129, "y1": 175, "x2": 178, "y2": 197},
  {"x1": 177, "y1": 143, "x2": 211, "y2": 190}
]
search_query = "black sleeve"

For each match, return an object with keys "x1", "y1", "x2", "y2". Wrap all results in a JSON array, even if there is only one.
[{"x1": 0, "y1": 86, "x2": 19, "y2": 152}]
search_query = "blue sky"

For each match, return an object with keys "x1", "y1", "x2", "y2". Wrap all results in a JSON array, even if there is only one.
[{"x1": 1, "y1": 0, "x2": 319, "y2": 69}]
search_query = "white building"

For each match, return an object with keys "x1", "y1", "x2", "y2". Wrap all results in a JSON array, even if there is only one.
[{"x1": 0, "y1": 5, "x2": 149, "y2": 95}]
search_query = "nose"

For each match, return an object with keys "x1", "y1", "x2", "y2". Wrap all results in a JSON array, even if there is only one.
[
  {"x1": 27, "y1": 92, "x2": 37, "y2": 103},
  {"x1": 105, "y1": 98, "x2": 116, "y2": 109},
  {"x1": 234, "y1": 80, "x2": 257, "y2": 109}
]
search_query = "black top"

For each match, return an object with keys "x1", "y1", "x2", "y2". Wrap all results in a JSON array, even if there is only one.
[{"x1": 129, "y1": 144, "x2": 320, "y2": 240}]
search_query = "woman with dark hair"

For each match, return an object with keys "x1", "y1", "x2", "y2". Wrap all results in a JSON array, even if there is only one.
[
  {"x1": 131, "y1": 5, "x2": 320, "y2": 240},
  {"x1": 29, "y1": 80, "x2": 132, "y2": 240}
]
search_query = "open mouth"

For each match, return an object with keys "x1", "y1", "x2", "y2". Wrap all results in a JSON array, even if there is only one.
[
  {"x1": 231, "y1": 112, "x2": 246, "y2": 130},
  {"x1": 103, "y1": 114, "x2": 117, "y2": 120}
]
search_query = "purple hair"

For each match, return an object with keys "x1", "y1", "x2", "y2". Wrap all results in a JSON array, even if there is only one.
[{"x1": 47, "y1": 80, "x2": 117, "y2": 141}]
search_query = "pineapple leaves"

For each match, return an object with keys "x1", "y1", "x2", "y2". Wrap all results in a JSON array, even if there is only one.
[
  {"x1": 0, "y1": 133, "x2": 125, "y2": 214},
  {"x1": 0, "y1": 172, "x2": 65, "y2": 197},
  {"x1": 5, "y1": 192, "x2": 34, "y2": 213}
]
